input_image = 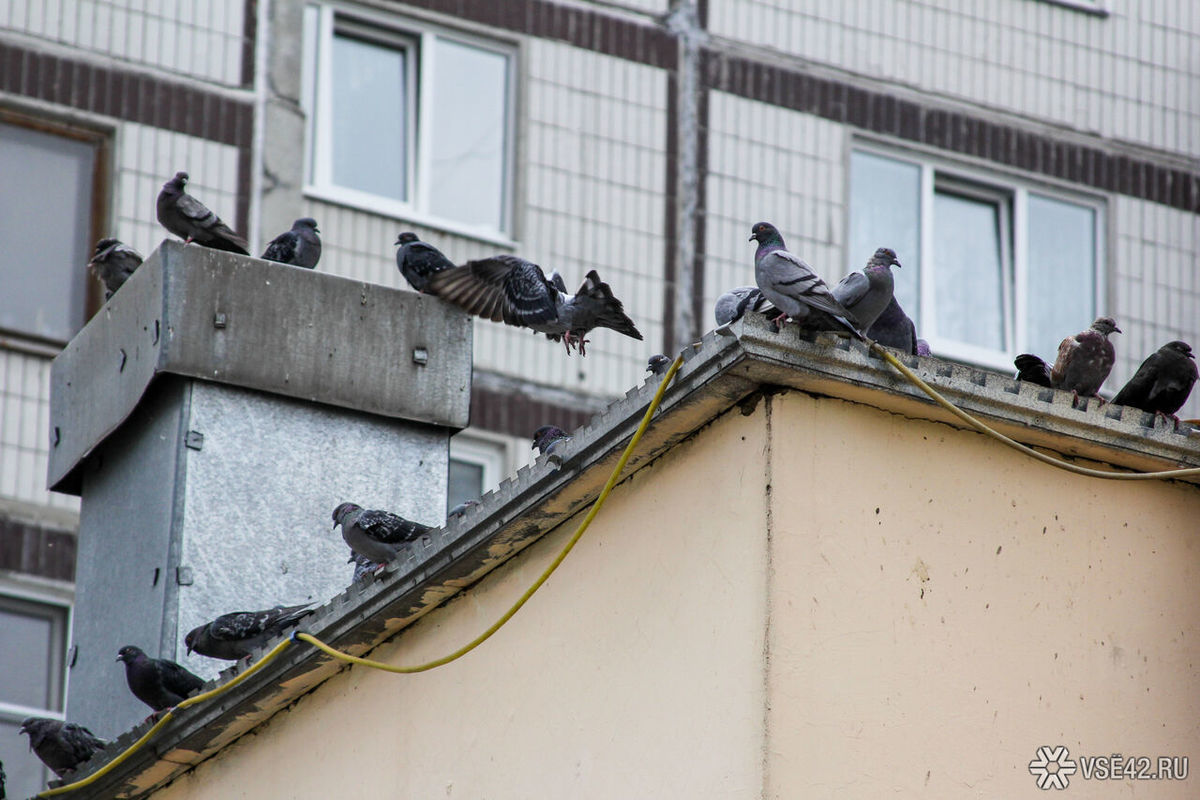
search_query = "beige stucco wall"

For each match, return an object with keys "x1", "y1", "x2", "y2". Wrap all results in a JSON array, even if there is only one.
[{"x1": 147, "y1": 387, "x2": 1200, "y2": 798}]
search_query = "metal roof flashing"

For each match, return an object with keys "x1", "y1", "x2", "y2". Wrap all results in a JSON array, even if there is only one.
[{"x1": 55, "y1": 314, "x2": 1200, "y2": 798}]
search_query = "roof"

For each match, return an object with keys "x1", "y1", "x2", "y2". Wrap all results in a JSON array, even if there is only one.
[{"x1": 59, "y1": 314, "x2": 1200, "y2": 798}]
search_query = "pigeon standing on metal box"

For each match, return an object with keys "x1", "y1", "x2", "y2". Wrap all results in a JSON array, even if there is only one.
[
  {"x1": 748, "y1": 222, "x2": 862, "y2": 339},
  {"x1": 395, "y1": 232, "x2": 454, "y2": 292},
  {"x1": 1111, "y1": 341, "x2": 1197, "y2": 426},
  {"x1": 833, "y1": 247, "x2": 900, "y2": 331},
  {"x1": 184, "y1": 603, "x2": 314, "y2": 661},
  {"x1": 1050, "y1": 316, "x2": 1121, "y2": 399},
  {"x1": 714, "y1": 286, "x2": 774, "y2": 327},
  {"x1": 865, "y1": 296, "x2": 918, "y2": 355},
  {"x1": 156, "y1": 171, "x2": 249, "y2": 254},
  {"x1": 116, "y1": 645, "x2": 205, "y2": 712},
  {"x1": 18, "y1": 718, "x2": 107, "y2": 778},
  {"x1": 333, "y1": 503, "x2": 432, "y2": 567},
  {"x1": 1013, "y1": 354, "x2": 1053, "y2": 387},
  {"x1": 427, "y1": 256, "x2": 642, "y2": 355},
  {"x1": 261, "y1": 218, "x2": 322, "y2": 269},
  {"x1": 88, "y1": 238, "x2": 144, "y2": 299}
]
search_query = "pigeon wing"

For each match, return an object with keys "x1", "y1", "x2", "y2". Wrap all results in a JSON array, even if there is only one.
[
  {"x1": 832, "y1": 271, "x2": 870, "y2": 312},
  {"x1": 567, "y1": 270, "x2": 642, "y2": 340},
  {"x1": 428, "y1": 256, "x2": 558, "y2": 327},
  {"x1": 763, "y1": 251, "x2": 858, "y2": 321},
  {"x1": 262, "y1": 231, "x2": 299, "y2": 264},
  {"x1": 357, "y1": 509, "x2": 432, "y2": 544},
  {"x1": 158, "y1": 659, "x2": 205, "y2": 698}
]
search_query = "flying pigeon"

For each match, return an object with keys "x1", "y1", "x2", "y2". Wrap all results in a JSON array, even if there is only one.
[
  {"x1": 427, "y1": 257, "x2": 642, "y2": 355},
  {"x1": 88, "y1": 238, "x2": 143, "y2": 299},
  {"x1": 714, "y1": 286, "x2": 774, "y2": 327},
  {"x1": 1111, "y1": 341, "x2": 1198, "y2": 427},
  {"x1": 1013, "y1": 354, "x2": 1053, "y2": 387},
  {"x1": 833, "y1": 247, "x2": 900, "y2": 331},
  {"x1": 116, "y1": 645, "x2": 205, "y2": 713},
  {"x1": 18, "y1": 718, "x2": 107, "y2": 778},
  {"x1": 1050, "y1": 316, "x2": 1121, "y2": 400},
  {"x1": 646, "y1": 354, "x2": 672, "y2": 376},
  {"x1": 156, "y1": 171, "x2": 249, "y2": 254},
  {"x1": 532, "y1": 425, "x2": 572, "y2": 457},
  {"x1": 348, "y1": 551, "x2": 381, "y2": 583},
  {"x1": 332, "y1": 502, "x2": 432, "y2": 567},
  {"x1": 447, "y1": 499, "x2": 480, "y2": 520},
  {"x1": 395, "y1": 232, "x2": 454, "y2": 292},
  {"x1": 748, "y1": 222, "x2": 862, "y2": 339},
  {"x1": 865, "y1": 296, "x2": 918, "y2": 354},
  {"x1": 184, "y1": 604, "x2": 314, "y2": 661},
  {"x1": 261, "y1": 218, "x2": 321, "y2": 269}
]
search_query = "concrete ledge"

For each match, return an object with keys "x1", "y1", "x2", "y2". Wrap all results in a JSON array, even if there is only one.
[{"x1": 49, "y1": 241, "x2": 472, "y2": 494}]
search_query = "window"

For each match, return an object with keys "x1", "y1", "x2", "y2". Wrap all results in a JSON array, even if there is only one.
[
  {"x1": 0, "y1": 115, "x2": 106, "y2": 344},
  {"x1": 848, "y1": 148, "x2": 1103, "y2": 370},
  {"x1": 447, "y1": 436, "x2": 508, "y2": 515},
  {"x1": 0, "y1": 590, "x2": 71, "y2": 798},
  {"x1": 303, "y1": 6, "x2": 515, "y2": 237}
]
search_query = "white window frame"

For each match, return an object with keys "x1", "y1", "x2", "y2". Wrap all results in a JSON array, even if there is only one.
[
  {"x1": 448, "y1": 434, "x2": 509, "y2": 510},
  {"x1": 302, "y1": 4, "x2": 518, "y2": 243},
  {"x1": 852, "y1": 143, "x2": 1107, "y2": 372}
]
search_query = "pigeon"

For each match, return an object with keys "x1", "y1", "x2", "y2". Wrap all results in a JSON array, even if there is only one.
[
  {"x1": 833, "y1": 247, "x2": 900, "y2": 331},
  {"x1": 1111, "y1": 341, "x2": 1198, "y2": 427},
  {"x1": 184, "y1": 604, "x2": 314, "y2": 661},
  {"x1": 348, "y1": 551, "x2": 381, "y2": 583},
  {"x1": 646, "y1": 354, "x2": 672, "y2": 376},
  {"x1": 1013, "y1": 354, "x2": 1053, "y2": 387},
  {"x1": 156, "y1": 171, "x2": 249, "y2": 254},
  {"x1": 87, "y1": 238, "x2": 143, "y2": 299},
  {"x1": 395, "y1": 232, "x2": 454, "y2": 292},
  {"x1": 748, "y1": 222, "x2": 862, "y2": 339},
  {"x1": 332, "y1": 502, "x2": 432, "y2": 566},
  {"x1": 18, "y1": 718, "x2": 107, "y2": 778},
  {"x1": 261, "y1": 218, "x2": 321, "y2": 269},
  {"x1": 714, "y1": 286, "x2": 774, "y2": 326},
  {"x1": 865, "y1": 296, "x2": 917, "y2": 354},
  {"x1": 116, "y1": 645, "x2": 205, "y2": 713},
  {"x1": 447, "y1": 499, "x2": 480, "y2": 520},
  {"x1": 1050, "y1": 316, "x2": 1121, "y2": 400},
  {"x1": 915, "y1": 339, "x2": 932, "y2": 357},
  {"x1": 532, "y1": 425, "x2": 572, "y2": 457},
  {"x1": 427, "y1": 257, "x2": 642, "y2": 355}
]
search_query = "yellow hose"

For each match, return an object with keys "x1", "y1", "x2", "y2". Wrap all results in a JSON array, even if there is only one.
[{"x1": 871, "y1": 343, "x2": 1200, "y2": 480}]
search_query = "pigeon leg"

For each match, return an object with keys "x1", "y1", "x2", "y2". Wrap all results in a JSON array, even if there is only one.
[
  {"x1": 372, "y1": 561, "x2": 388, "y2": 576},
  {"x1": 769, "y1": 311, "x2": 789, "y2": 332},
  {"x1": 577, "y1": 336, "x2": 590, "y2": 356}
]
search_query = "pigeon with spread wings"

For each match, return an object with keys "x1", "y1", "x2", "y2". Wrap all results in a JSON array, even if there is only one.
[{"x1": 427, "y1": 255, "x2": 642, "y2": 355}]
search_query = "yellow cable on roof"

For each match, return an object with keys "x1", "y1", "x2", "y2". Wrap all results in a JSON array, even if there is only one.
[{"x1": 870, "y1": 342, "x2": 1200, "y2": 481}]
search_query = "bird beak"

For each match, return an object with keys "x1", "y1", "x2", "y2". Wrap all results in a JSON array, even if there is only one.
[
  {"x1": 1114, "y1": 325, "x2": 1123, "y2": 334},
  {"x1": 186, "y1": 643, "x2": 193, "y2": 655},
  {"x1": 115, "y1": 655, "x2": 122, "y2": 662},
  {"x1": 748, "y1": 233, "x2": 757, "y2": 242},
  {"x1": 891, "y1": 257, "x2": 902, "y2": 268}
]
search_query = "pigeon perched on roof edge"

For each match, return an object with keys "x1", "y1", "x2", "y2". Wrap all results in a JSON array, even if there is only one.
[
  {"x1": 116, "y1": 645, "x2": 205, "y2": 713},
  {"x1": 19, "y1": 718, "x2": 107, "y2": 778},
  {"x1": 395, "y1": 232, "x2": 454, "y2": 292},
  {"x1": 261, "y1": 218, "x2": 321, "y2": 269},
  {"x1": 156, "y1": 171, "x2": 249, "y2": 255},
  {"x1": 88, "y1": 238, "x2": 143, "y2": 299},
  {"x1": 714, "y1": 286, "x2": 775, "y2": 327},
  {"x1": 1014, "y1": 354, "x2": 1053, "y2": 387},
  {"x1": 333, "y1": 502, "x2": 432, "y2": 566},
  {"x1": 865, "y1": 296, "x2": 918, "y2": 355},
  {"x1": 833, "y1": 247, "x2": 900, "y2": 331},
  {"x1": 1111, "y1": 340, "x2": 1197, "y2": 428},
  {"x1": 646, "y1": 354, "x2": 672, "y2": 376},
  {"x1": 185, "y1": 603, "x2": 315, "y2": 661},
  {"x1": 1050, "y1": 316, "x2": 1121, "y2": 400}
]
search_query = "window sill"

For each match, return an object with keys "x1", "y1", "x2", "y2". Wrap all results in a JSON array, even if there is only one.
[
  {"x1": 302, "y1": 185, "x2": 519, "y2": 251},
  {"x1": 0, "y1": 331, "x2": 65, "y2": 359}
]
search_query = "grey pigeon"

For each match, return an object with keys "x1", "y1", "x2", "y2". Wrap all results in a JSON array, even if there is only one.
[
  {"x1": 865, "y1": 296, "x2": 917, "y2": 354},
  {"x1": 261, "y1": 218, "x2": 321, "y2": 269},
  {"x1": 748, "y1": 222, "x2": 862, "y2": 339},
  {"x1": 532, "y1": 425, "x2": 572, "y2": 456},
  {"x1": 714, "y1": 286, "x2": 774, "y2": 326},
  {"x1": 1050, "y1": 316, "x2": 1121, "y2": 399},
  {"x1": 1013, "y1": 354, "x2": 1053, "y2": 387},
  {"x1": 18, "y1": 718, "x2": 107, "y2": 778},
  {"x1": 447, "y1": 499, "x2": 480, "y2": 520},
  {"x1": 88, "y1": 238, "x2": 143, "y2": 299},
  {"x1": 1111, "y1": 341, "x2": 1197, "y2": 426},
  {"x1": 184, "y1": 604, "x2": 314, "y2": 661},
  {"x1": 427, "y1": 257, "x2": 642, "y2": 355},
  {"x1": 332, "y1": 502, "x2": 432, "y2": 566},
  {"x1": 395, "y1": 232, "x2": 454, "y2": 292},
  {"x1": 646, "y1": 354, "x2": 672, "y2": 376},
  {"x1": 833, "y1": 247, "x2": 900, "y2": 331},
  {"x1": 348, "y1": 551, "x2": 381, "y2": 583},
  {"x1": 915, "y1": 339, "x2": 931, "y2": 357},
  {"x1": 156, "y1": 171, "x2": 249, "y2": 254},
  {"x1": 116, "y1": 645, "x2": 205, "y2": 713}
]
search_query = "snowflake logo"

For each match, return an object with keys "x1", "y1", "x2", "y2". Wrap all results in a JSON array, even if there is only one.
[{"x1": 1029, "y1": 745, "x2": 1078, "y2": 789}]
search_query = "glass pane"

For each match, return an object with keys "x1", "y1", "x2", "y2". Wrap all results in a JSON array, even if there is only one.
[
  {"x1": 331, "y1": 32, "x2": 407, "y2": 200},
  {"x1": 0, "y1": 605, "x2": 55, "y2": 708},
  {"x1": 0, "y1": 716, "x2": 51, "y2": 799},
  {"x1": 1026, "y1": 194, "x2": 1096, "y2": 361},
  {"x1": 848, "y1": 151, "x2": 921, "y2": 318},
  {"x1": 428, "y1": 39, "x2": 508, "y2": 230},
  {"x1": 0, "y1": 123, "x2": 94, "y2": 341},
  {"x1": 447, "y1": 458, "x2": 484, "y2": 513},
  {"x1": 933, "y1": 191, "x2": 1006, "y2": 350}
]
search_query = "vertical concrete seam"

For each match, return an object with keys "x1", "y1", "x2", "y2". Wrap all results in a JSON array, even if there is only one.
[
  {"x1": 760, "y1": 393, "x2": 774, "y2": 799},
  {"x1": 160, "y1": 379, "x2": 193, "y2": 660}
]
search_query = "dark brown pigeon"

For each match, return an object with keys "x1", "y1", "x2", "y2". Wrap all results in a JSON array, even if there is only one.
[
  {"x1": 184, "y1": 604, "x2": 314, "y2": 661},
  {"x1": 156, "y1": 171, "x2": 249, "y2": 254},
  {"x1": 1111, "y1": 341, "x2": 1197, "y2": 427},
  {"x1": 1013, "y1": 353, "x2": 1053, "y2": 387},
  {"x1": 1050, "y1": 316, "x2": 1121, "y2": 399},
  {"x1": 19, "y1": 718, "x2": 107, "y2": 777},
  {"x1": 116, "y1": 645, "x2": 205, "y2": 712}
]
